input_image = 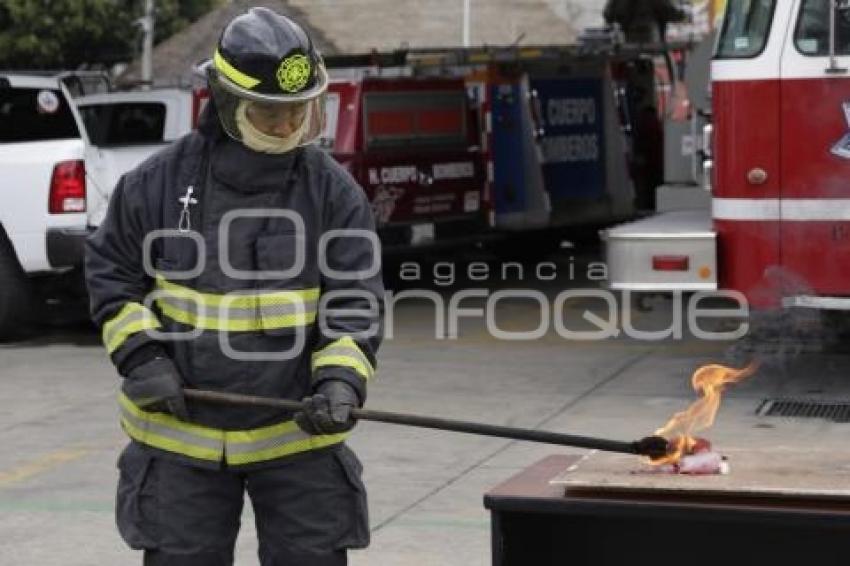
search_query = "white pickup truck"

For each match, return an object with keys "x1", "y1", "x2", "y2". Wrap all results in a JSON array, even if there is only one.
[
  {"x1": 75, "y1": 88, "x2": 199, "y2": 225},
  {"x1": 0, "y1": 72, "x2": 196, "y2": 338}
]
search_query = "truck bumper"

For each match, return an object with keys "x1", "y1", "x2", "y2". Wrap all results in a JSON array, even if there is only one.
[
  {"x1": 46, "y1": 227, "x2": 91, "y2": 269},
  {"x1": 602, "y1": 209, "x2": 718, "y2": 292}
]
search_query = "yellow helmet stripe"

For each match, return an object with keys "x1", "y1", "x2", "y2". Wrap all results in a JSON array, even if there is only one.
[{"x1": 214, "y1": 49, "x2": 261, "y2": 90}]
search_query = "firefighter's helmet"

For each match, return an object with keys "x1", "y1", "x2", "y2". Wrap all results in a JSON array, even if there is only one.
[{"x1": 201, "y1": 7, "x2": 327, "y2": 147}]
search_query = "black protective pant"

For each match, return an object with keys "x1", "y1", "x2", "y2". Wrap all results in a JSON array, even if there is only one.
[{"x1": 116, "y1": 442, "x2": 369, "y2": 566}]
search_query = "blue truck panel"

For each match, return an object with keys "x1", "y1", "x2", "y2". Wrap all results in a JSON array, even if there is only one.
[
  {"x1": 490, "y1": 83, "x2": 529, "y2": 214},
  {"x1": 532, "y1": 77, "x2": 607, "y2": 200}
]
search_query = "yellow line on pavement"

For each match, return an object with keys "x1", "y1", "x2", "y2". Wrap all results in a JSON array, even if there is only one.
[{"x1": 0, "y1": 448, "x2": 90, "y2": 488}]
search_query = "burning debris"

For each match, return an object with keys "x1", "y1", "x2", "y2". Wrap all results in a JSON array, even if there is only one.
[
  {"x1": 639, "y1": 437, "x2": 730, "y2": 475},
  {"x1": 641, "y1": 362, "x2": 758, "y2": 475}
]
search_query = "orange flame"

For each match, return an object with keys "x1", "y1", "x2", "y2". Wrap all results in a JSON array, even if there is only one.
[{"x1": 651, "y1": 362, "x2": 758, "y2": 466}]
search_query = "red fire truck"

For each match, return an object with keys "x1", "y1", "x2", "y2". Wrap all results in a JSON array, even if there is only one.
[
  {"x1": 605, "y1": 0, "x2": 850, "y2": 311},
  {"x1": 322, "y1": 75, "x2": 489, "y2": 250},
  {"x1": 323, "y1": 43, "x2": 680, "y2": 255}
]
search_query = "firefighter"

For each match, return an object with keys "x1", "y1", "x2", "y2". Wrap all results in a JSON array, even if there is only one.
[
  {"x1": 604, "y1": 0, "x2": 687, "y2": 44},
  {"x1": 85, "y1": 8, "x2": 382, "y2": 566}
]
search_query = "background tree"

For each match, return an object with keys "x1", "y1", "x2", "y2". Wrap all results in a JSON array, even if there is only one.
[{"x1": 0, "y1": 0, "x2": 220, "y2": 70}]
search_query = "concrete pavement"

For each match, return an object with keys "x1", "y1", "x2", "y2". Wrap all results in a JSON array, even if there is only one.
[{"x1": 0, "y1": 252, "x2": 848, "y2": 565}]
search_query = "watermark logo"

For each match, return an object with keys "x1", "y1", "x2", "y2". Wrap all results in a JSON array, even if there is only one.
[
  {"x1": 141, "y1": 207, "x2": 750, "y2": 360},
  {"x1": 383, "y1": 288, "x2": 749, "y2": 342}
]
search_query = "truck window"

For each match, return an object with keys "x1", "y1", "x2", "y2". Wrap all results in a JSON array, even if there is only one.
[
  {"x1": 79, "y1": 102, "x2": 166, "y2": 146},
  {"x1": 716, "y1": 0, "x2": 777, "y2": 59},
  {"x1": 364, "y1": 91, "x2": 467, "y2": 150},
  {"x1": 795, "y1": 0, "x2": 850, "y2": 55},
  {"x1": 0, "y1": 88, "x2": 79, "y2": 142}
]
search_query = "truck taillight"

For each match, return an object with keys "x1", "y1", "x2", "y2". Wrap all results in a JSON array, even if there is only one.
[
  {"x1": 49, "y1": 160, "x2": 86, "y2": 214},
  {"x1": 652, "y1": 255, "x2": 689, "y2": 271},
  {"x1": 192, "y1": 87, "x2": 210, "y2": 130}
]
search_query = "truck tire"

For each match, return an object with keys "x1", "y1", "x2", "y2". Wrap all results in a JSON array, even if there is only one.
[{"x1": 0, "y1": 233, "x2": 33, "y2": 340}]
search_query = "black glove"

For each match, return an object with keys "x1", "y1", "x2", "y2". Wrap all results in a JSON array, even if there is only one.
[
  {"x1": 122, "y1": 357, "x2": 189, "y2": 421},
  {"x1": 295, "y1": 380, "x2": 359, "y2": 434}
]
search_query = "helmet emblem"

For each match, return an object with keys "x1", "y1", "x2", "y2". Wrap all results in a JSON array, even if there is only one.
[{"x1": 277, "y1": 54, "x2": 311, "y2": 93}]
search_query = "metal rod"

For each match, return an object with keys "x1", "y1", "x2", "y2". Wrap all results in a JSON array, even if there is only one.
[
  {"x1": 184, "y1": 388, "x2": 642, "y2": 456},
  {"x1": 463, "y1": 0, "x2": 471, "y2": 47},
  {"x1": 141, "y1": 0, "x2": 155, "y2": 88}
]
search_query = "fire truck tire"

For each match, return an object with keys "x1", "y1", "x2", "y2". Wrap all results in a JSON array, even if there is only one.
[{"x1": 0, "y1": 231, "x2": 33, "y2": 340}]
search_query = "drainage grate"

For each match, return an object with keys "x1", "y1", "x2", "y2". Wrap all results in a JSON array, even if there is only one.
[{"x1": 757, "y1": 399, "x2": 850, "y2": 423}]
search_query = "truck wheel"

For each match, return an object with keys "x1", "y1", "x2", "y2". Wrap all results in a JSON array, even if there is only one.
[{"x1": 0, "y1": 234, "x2": 32, "y2": 340}]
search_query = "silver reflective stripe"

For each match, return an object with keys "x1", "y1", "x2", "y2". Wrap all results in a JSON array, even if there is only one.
[
  {"x1": 226, "y1": 429, "x2": 312, "y2": 456},
  {"x1": 156, "y1": 294, "x2": 317, "y2": 321},
  {"x1": 120, "y1": 405, "x2": 223, "y2": 452},
  {"x1": 104, "y1": 310, "x2": 148, "y2": 348}
]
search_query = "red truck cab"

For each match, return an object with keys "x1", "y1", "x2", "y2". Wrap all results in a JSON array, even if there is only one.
[
  {"x1": 605, "y1": 1, "x2": 850, "y2": 314},
  {"x1": 713, "y1": 0, "x2": 850, "y2": 308}
]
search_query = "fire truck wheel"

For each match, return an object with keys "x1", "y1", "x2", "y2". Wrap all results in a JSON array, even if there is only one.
[{"x1": 0, "y1": 231, "x2": 33, "y2": 340}]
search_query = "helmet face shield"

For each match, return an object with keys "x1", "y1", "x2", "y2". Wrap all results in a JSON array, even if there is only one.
[
  {"x1": 207, "y1": 64, "x2": 327, "y2": 148},
  {"x1": 202, "y1": 8, "x2": 331, "y2": 151},
  {"x1": 246, "y1": 101, "x2": 309, "y2": 136}
]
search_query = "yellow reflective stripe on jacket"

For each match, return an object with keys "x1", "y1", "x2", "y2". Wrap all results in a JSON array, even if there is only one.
[
  {"x1": 156, "y1": 299, "x2": 317, "y2": 332},
  {"x1": 155, "y1": 275, "x2": 321, "y2": 308},
  {"x1": 119, "y1": 394, "x2": 346, "y2": 465},
  {"x1": 102, "y1": 303, "x2": 162, "y2": 354},
  {"x1": 154, "y1": 275, "x2": 319, "y2": 331},
  {"x1": 214, "y1": 49, "x2": 261, "y2": 89},
  {"x1": 312, "y1": 336, "x2": 375, "y2": 381},
  {"x1": 226, "y1": 420, "x2": 348, "y2": 466},
  {"x1": 119, "y1": 393, "x2": 224, "y2": 461}
]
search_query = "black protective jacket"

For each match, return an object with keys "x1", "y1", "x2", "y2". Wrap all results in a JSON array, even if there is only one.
[{"x1": 86, "y1": 105, "x2": 384, "y2": 468}]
